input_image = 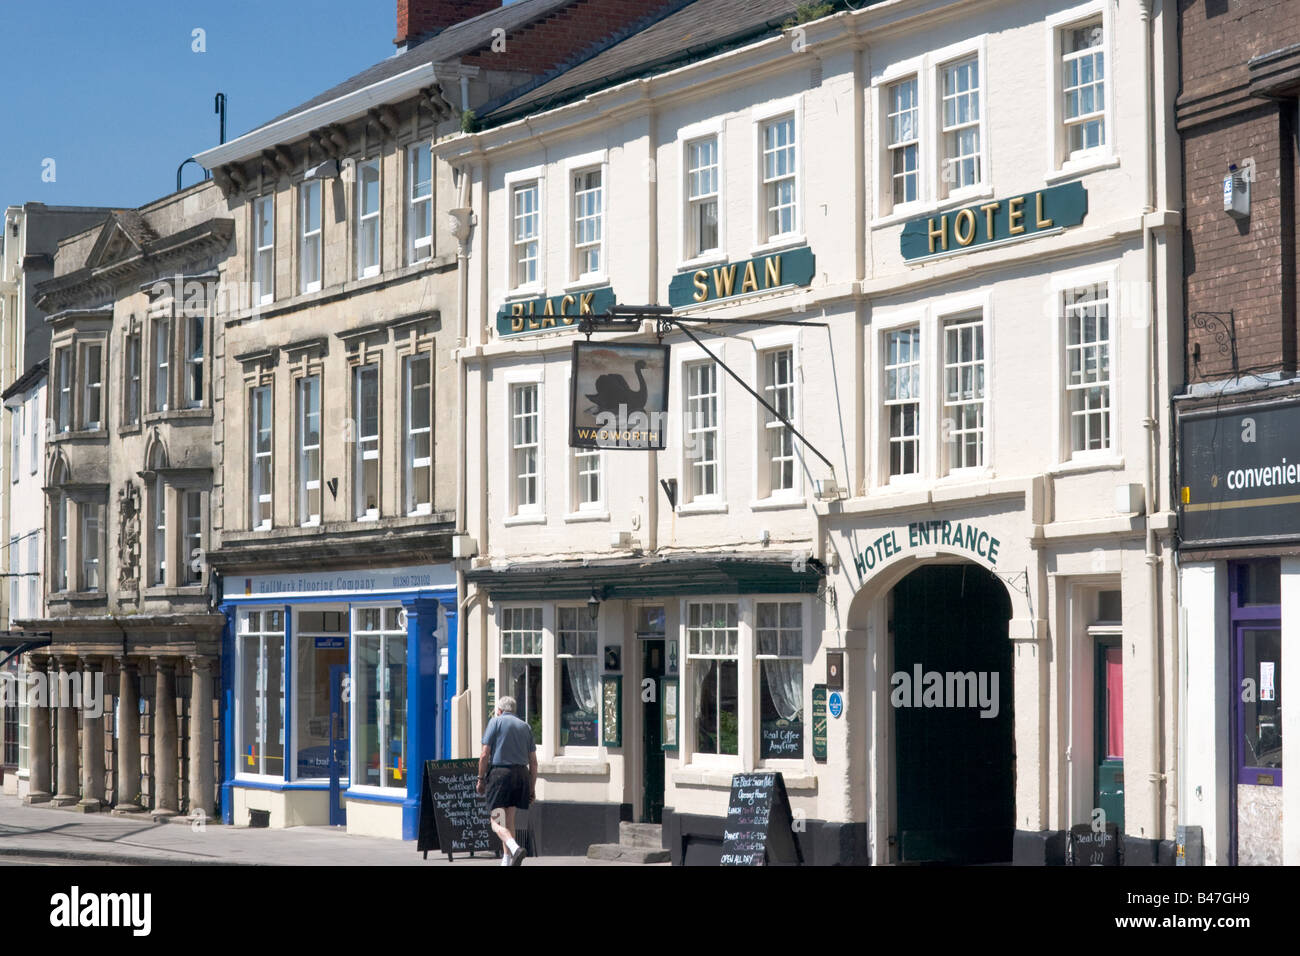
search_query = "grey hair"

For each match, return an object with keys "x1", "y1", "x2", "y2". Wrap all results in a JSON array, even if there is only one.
[{"x1": 497, "y1": 695, "x2": 517, "y2": 714}]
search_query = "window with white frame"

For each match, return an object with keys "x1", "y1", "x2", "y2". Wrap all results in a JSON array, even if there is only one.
[
  {"x1": 8, "y1": 536, "x2": 18, "y2": 617},
  {"x1": 686, "y1": 137, "x2": 720, "y2": 257},
  {"x1": 1061, "y1": 18, "x2": 1105, "y2": 157},
  {"x1": 250, "y1": 385, "x2": 272, "y2": 530},
  {"x1": 356, "y1": 158, "x2": 381, "y2": 278},
  {"x1": 512, "y1": 182, "x2": 540, "y2": 288},
  {"x1": 572, "y1": 447, "x2": 602, "y2": 512},
  {"x1": 761, "y1": 116, "x2": 798, "y2": 240},
  {"x1": 80, "y1": 500, "x2": 102, "y2": 591},
  {"x1": 885, "y1": 327, "x2": 921, "y2": 478},
  {"x1": 887, "y1": 77, "x2": 920, "y2": 206},
  {"x1": 756, "y1": 601, "x2": 803, "y2": 759},
  {"x1": 685, "y1": 361, "x2": 720, "y2": 502},
  {"x1": 16, "y1": 664, "x2": 29, "y2": 772},
  {"x1": 510, "y1": 383, "x2": 539, "y2": 513},
  {"x1": 253, "y1": 194, "x2": 274, "y2": 305},
  {"x1": 26, "y1": 394, "x2": 36, "y2": 474},
  {"x1": 151, "y1": 319, "x2": 170, "y2": 413},
  {"x1": 1064, "y1": 284, "x2": 1111, "y2": 454},
  {"x1": 184, "y1": 315, "x2": 204, "y2": 408},
  {"x1": 125, "y1": 330, "x2": 141, "y2": 426},
  {"x1": 9, "y1": 406, "x2": 20, "y2": 480},
  {"x1": 500, "y1": 607, "x2": 543, "y2": 745},
  {"x1": 943, "y1": 314, "x2": 985, "y2": 471},
  {"x1": 687, "y1": 601, "x2": 738, "y2": 756},
  {"x1": 49, "y1": 465, "x2": 68, "y2": 593},
  {"x1": 54, "y1": 348, "x2": 71, "y2": 433},
  {"x1": 238, "y1": 609, "x2": 284, "y2": 778},
  {"x1": 557, "y1": 606, "x2": 599, "y2": 747},
  {"x1": 80, "y1": 342, "x2": 103, "y2": 431},
  {"x1": 151, "y1": 479, "x2": 166, "y2": 586},
  {"x1": 407, "y1": 144, "x2": 433, "y2": 264},
  {"x1": 760, "y1": 347, "x2": 796, "y2": 497},
  {"x1": 403, "y1": 354, "x2": 432, "y2": 516},
  {"x1": 571, "y1": 168, "x2": 603, "y2": 279},
  {"x1": 940, "y1": 56, "x2": 981, "y2": 193},
  {"x1": 181, "y1": 490, "x2": 202, "y2": 585},
  {"x1": 297, "y1": 375, "x2": 321, "y2": 526},
  {"x1": 354, "y1": 606, "x2": 407, "y2": 789},
  {"x1": 26, "y1": 535, "x2": 37, "y2": 614},
  {"x1": 300, "y1": 179, "x2": 322, "y2": 293},
  {"x1": 354, "y1": 364, "x2": 380, "y2": 519}
]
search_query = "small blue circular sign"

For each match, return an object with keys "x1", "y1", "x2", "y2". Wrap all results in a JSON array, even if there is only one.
[{"x1": 828, "y1": 692, "x2": 843, "y2": 718}]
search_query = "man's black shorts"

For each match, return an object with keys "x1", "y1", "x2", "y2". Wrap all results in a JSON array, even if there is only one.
[{"x1": 485, "y1": 766, "x2": 531, "y2": 811}]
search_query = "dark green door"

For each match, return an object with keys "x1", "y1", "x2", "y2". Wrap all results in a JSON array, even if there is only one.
[
  {"x1": 1095, "y1": 643, "x2": 1124, "y2": 831},
  {"x1": 893, "y1": 564, "x2": 1014, "y2": 863},
  {"x1": 642, "y1": 639, "x2": 665, "y2": 823}
]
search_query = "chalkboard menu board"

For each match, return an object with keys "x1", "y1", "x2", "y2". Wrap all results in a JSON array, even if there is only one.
[
  {"x1": 1069, "y1": 823, "x2": 1120, "y2": 866},
  {"x1": 417, "y1": 759, "x2": 499, "y2": 861},
  {"x1": 720, "y1": 772, "x2": 803, "y2": 866}
]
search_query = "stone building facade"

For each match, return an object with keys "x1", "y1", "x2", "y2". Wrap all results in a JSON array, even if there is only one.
[{"x1": 19, "y1": 181, "x2": 231, "y2": 818}]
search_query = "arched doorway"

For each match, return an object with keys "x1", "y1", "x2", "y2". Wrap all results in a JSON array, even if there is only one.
[{"x1": 891, "y1": 562, "x2": 1014, "y2": 864}]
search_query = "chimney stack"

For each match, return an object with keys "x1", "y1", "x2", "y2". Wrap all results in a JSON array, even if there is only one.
[{"x1": 396, "y1": 0, "x2": 503, "y2": 47}]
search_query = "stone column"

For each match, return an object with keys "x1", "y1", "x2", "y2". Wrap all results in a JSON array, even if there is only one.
[
  {"x1": 187, "y1": 656, "x2": 215, "y2": 818},
  {"x1": 152, "y1": 659, "x2": 179, "y2": 819},
  {"x1": 111, "y1": 660, "x2": 143, "y2": 814},
  {"x1": 76, "y1": 658, "x2": 105, "y2": 812},
  {"x1": 23, "y1": 657, "x2": 52, "y2": 804},
  {"x1": 51, "y1": 657, "x2": 81, "y2": 807}
]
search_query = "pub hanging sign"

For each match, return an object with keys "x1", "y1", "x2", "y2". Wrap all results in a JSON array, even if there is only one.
[
  {"x1": 496, "y1": 285, "x2": 616, "y2": 337},
  {"x1": 899, "y1": 180, "x2": 1088, "y2": 262},
  {"x1": 570, "y1": 341, "x2": 671, "y2": 451}
]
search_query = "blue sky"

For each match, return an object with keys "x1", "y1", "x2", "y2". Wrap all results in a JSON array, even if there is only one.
[{"x1": 0, "y1": 1, "x2": 415, "y2": 210}]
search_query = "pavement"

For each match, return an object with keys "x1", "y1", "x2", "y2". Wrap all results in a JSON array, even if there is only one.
[{"x1": 0, "y1": 795, "x2": 654, "y2": 866}]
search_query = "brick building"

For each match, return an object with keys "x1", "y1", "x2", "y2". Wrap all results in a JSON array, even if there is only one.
[{"x1": 1175, "y1": 0, "x2": 1300, "y2": 865}]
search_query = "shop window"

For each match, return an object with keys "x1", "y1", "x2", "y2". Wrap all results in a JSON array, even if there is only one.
[
  {"x1": 253, "y1": 194, "x2": 274, "y2": 305},
  {"x1": 512, "y1": 181, "x2": 539, "y2": 288},
  {"x1": 571, "y1": 168, "x2": 603, "y2": 280},
  {"x1": 16, "y1": 666, "x2": 28, "y2": 772},
  {"x1": 685, "y1": 136, "x2": 719, "y2": 257},
  {"x1": 294, "y1": 609, "x2": 347, "y2": 779},
  {"x1": 939, "y1": 56, "x2": 981, "y2": 194},
  {"x1": 356, "y1": 159, "x2": 381, "y2": 279},
  {"x1": 687, "y1": 601, "x2": 739, "y2": 756},
  {"x1": 353, "y1": 364, "x2": 380, "y2": 520},
  {"x1": 761, "y1": 115, "x2": 797, "y2": 241},
  {"x1": 1064, "y1": 283, "x2": 1111, "y2": 455},
  {"x1": 1231, "y1": 560, "x2": 1282, "y2": 786},
  {"x1": 501, "y1": 607, "x2": 543, "y2": 745},
  {"x1": 299, "y1": 179, "x2": 323, "y2": 293},
  {"x1": 557, "y1": 607, "x2": 599, "y2": 748},
  {"x1": 886, "y1": 76, "x2": 920, "y2": 207},
  {"x1": 238, "y1": 609, "x2": 285, "y2": 778},
  {"x1": 354, "y1": 607, "x2": 407, "y2": 788},
  {"x1": 2, "y1": 690, "x2": 15, "y2": 767},
  {"x1": 510, "y1": 383, "x2": 540, "y2": 514},
  {"x1": 759, "y1": 347, "x2": 796, "y2": 497},
  {"x1": 297, "y1": 376, "x2": 321, "y2": 526},
  {"x1": 406, "y1": 144, "x2": 433, "y2": 265},
  {"x1": 249, "y1": 384, "x2": 273, "y2": 530},
  {"x1": 756, "y1": 601, "x2": 803, "y2": 759},
  {"x1": 685, "y1": 361, "x2": 720, "y2": 503},
  {"x1": 885, "y1": 326, "x2": 921, "y2": 477},
  {"x1": 942, "y1": 313, "x2": 985, "y2": 472},
  {"x1": 403, "y1": 355, "x2": 432, "y2": 516}
]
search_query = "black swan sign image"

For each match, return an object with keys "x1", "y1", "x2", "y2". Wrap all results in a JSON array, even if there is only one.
[{"x1": 570, "y1": 342, "x2": 671, "y2": 451}]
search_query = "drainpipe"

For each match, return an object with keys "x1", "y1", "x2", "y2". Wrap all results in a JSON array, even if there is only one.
[
  {"x1": 646, "y1": 103, "x2": 659, "y2": 553},
  {"x1": 1138, "y1": 0, "x2": 1165, "y2": 846},
  {"x1": 449, "y1": 169, "x2": 474, "y2": 709}
]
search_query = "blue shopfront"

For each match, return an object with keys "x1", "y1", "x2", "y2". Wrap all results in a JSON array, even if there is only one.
[{"x1": 219, "y1": 564, "x2": 457, "y2": 840}]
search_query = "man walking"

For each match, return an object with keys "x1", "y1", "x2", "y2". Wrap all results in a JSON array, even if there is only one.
[{"x1": 477, "y1": 696, "x2": 537, "y2": 866}]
